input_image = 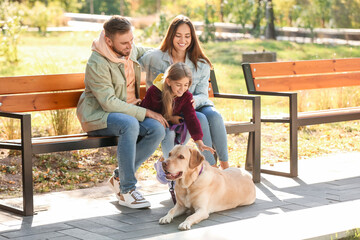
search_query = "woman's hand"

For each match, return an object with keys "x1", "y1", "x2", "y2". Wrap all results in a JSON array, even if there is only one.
[
  {"x1": 168, "y1": 115, "x2": 183, "y2": 125},
  {"x1": 195, "y1": 140, "x2": 215, "y2": 154},
  {"x1": 191, "y1": 98, "x2": 196, "y2": 109}
]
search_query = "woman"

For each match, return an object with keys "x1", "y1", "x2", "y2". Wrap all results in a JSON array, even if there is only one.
[{"x1": 140, "y1": 15, "x2": 229, "y2": 169}]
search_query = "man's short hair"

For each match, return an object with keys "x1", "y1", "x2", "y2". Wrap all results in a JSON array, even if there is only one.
[{"x1": 103, "y1": 15, "x2": 132, "y2": 39}]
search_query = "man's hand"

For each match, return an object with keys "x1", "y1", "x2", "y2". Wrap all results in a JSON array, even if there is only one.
[
  {"x1": 134, "y1": 99, "x2": 142, "y2": 106},
  {"x1": 195, "y1": 140, "x2": 215, "y2": 154},
  {"x1": 146, "y1": 109, "x2": 169, "y2": 128}
]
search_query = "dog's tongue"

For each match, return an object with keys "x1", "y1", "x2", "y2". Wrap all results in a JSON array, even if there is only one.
[{"x1": 166, "y1": 172, "x2": 182, "y2": 180}]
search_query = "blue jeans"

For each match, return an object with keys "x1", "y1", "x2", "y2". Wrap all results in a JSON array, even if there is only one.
[
  {"x1": 196, "y1": 106, "x2": 228, "y2": 165},
  {"x1": 88, "y1": 113, "x2": 165, "y2": 194},
  {"x1": 161, "y1": 128, "x2": 191, "y2": 158}
]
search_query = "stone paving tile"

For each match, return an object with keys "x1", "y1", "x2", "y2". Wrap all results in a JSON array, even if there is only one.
[
  {"x1": 107, "y1": 223, "x2": 172, "y2": 240},
  {"x1": 10, "y1": 231, "x2": 65, "y2": 240},
  {"x1": 116, "y1": 220, "x2": 165, "y2": 233},
  {"x1": 86, "y1": 216, "x2": 131, "y2": 229},
  {"x1": 106, "y1": 213, "x2": 157, "y2": 225},
  {"x1": 207, "y1": 212, "x2": 239, "y2": 223},
  {"x1": 283, "y1": 195, "x2": 333, "y2": 208},
  {"x1": 279, "y1": 203, "x2": 309, "y2": 212},
  {"x1": 66, "y1": 219, "x2": 123, "y2": 235},
  {"x1": 47, "y1": 235, "x2": 79, "y2": 240},
  {"x1": 339, "y1": 191, "x2": 360, "y2": 202},
  {"x1": 59, "y1": 228, "x2": 113, "y2": 240},
  {"x1": 1, "y1": 223, "x2": 72, "y2": 239}
]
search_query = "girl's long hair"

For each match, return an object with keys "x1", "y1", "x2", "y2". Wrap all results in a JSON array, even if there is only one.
[
  {"x1": 162, "y1": 62, "x2": 193, "y2": 120},
  {"x1": 160, "y1": 15, "x2": 212, "y2": 70}
]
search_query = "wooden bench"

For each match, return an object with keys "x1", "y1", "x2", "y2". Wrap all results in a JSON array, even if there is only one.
[
  {"x1": 242, "y1": 58, "x2": 360, "y2": 178},
  {"x1": 0, "y1": 70, "x2": 261, "y2": 216}
]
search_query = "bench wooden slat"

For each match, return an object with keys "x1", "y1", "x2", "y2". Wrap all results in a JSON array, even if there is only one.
[
  {"x1": 0, "y1": 91, "x2": 83, "y2": 112},
  {"x1": 250, "y1": 58, "x2": 360, "y2": 77},
  {"x1": 0, "y1": 73, "x2": 85, "y2": 95},
  {"x1": 254, "y1": 72, "x2": 360, "y2": 91}
]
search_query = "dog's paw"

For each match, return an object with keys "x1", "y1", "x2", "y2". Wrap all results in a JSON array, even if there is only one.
[
  {"x1": 159, "y1": 215, "x2": 172, "y2": 225},
  {"x1": 178, "y1": 221, "x2": 192, "y2": 230}
]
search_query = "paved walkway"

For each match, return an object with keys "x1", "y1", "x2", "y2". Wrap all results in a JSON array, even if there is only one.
[{"x1": 1, "y1": 152, "x2": 360, "y2": 240}]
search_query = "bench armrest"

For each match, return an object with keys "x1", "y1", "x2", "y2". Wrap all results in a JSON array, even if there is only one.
[
  {"x1": 213, "y1": 93, "x2": 260, "y2": 100},
  {"x1": 213, "y1": 93, "x2": 261, "y2": 125},
  {"x1": 0, "y1": 111, "x2": 30, "y2": 120},
  {"x1": 248, "y1": 91, "x2": 297, "y2": 97},
  {"x1": 0, "y1": 110, "x2": 32, "y2": 150}
]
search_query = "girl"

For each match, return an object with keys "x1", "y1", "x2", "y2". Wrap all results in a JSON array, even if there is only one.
[{"x1": 141, "y1": 62, "x2": 214, "y2": 179}]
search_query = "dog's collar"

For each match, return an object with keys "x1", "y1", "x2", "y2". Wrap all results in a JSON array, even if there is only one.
[{"x1": 198, "y1": 163, "x2": 204, "y2": 176}]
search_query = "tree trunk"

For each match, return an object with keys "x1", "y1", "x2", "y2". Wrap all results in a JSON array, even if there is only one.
[
  {"x1": 252, "y1": 0, "x2": 262, "y2": 37},
  {"x1": 90, "y1": 0, "x2": 94, "y2": 14},
  {"x1": 156, "y1": 0, "x2": 161, "y2": 12},
  {"x1": 119, "y1": 0, "x2": 124, "y2": 16},
  {"x1": 265, "y1": 0, "x2": 276, "y2": 39},
  {"x1": 220, "y1": 0, "x2": 224, "y2": 22}
]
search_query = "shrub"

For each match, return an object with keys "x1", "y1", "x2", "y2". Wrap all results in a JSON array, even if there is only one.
[{"x1": 0, "y1": 0, "x2": 27, "y2": 63}]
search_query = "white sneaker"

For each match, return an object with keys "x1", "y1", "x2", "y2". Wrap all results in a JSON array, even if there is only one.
[
  {"x1": 118, "y1": 189, "x2": 151, "y2": 209},
  {"x1": 107, "y1": 175, "x2": 120, "y2": 200}
]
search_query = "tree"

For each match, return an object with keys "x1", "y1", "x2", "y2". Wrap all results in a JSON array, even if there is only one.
[
  {"x1": 224, "y1": 0, "x2": 254, "y2": 33},
  {"x1": 265, "y1": 0, "x2": 276, "y2": 39}
]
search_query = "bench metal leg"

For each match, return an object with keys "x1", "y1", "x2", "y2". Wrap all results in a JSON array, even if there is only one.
[
  {"x1": 289, "y1": 122, "x2": 298, "y2": 177},
  {"x1": 245, "y1": 132, "x2": 253, "y2": 171},
  {"x1": 245, "y1": 132, "x2": 260, "y2": 183},
  {"x1": 22, "y1": 114, "x2": 34, "y2": 216},
  {"x1": 289, "y1": 94, "x2": 298, "y2": 177},
  {"x1": 245, "y1": 96, "x2": 261, "y2": 183}
]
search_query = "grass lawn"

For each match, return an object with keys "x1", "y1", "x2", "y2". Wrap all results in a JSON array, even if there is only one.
[{"x1": 1, "y1": 31, "x2": 360, "y2": 196}]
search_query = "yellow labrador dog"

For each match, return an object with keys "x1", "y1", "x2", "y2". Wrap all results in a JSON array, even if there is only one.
[{"x1": 159, "y1": 145, "x2": 256, "y2": 230}]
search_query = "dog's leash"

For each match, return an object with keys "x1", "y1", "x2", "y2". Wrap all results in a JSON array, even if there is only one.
[{"x1": 169, "y1": 181, "x2": 176, "y2": 205}]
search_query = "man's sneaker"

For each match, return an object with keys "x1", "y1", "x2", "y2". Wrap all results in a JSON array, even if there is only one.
[
  {"x1": 118, "y1": 189, "x2": 151, "y2": 209},
  {"x1": 107, "y1": 174, "x2": 120, "y2": 200}
]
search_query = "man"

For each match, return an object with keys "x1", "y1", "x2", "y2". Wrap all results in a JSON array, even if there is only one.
[{"x1": 77, "y1": 15, "x2": 168, "y2": 209}]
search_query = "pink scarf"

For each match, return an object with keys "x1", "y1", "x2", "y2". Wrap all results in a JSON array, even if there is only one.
[{"x1": 91, "y1": 31, "x2": 137, "y2": 104}]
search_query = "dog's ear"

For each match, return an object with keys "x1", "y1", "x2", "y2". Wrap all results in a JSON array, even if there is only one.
[{"x1": 189, "y1": 148, "x2": 205, "y2": 169}]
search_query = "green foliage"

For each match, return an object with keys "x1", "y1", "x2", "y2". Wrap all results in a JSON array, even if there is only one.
[
  {"x1": 27, "y1": 0, "x2": 81, "y2": 12},
  {"x1": 199, "y1": 4, "x2": 216, "y2": 43},
  {"x1": 141, "y1": 13, "x2": 169, "y2": 43},
  {"x1": 224, "y1": 0, "x2": 254, "y2": 33},
  {"x1": 273, "y1": 0, "x2": 360, "y2": 29},
  {"x1": 0, "y1": 0, "x2": 27, "y2": 63},
  {"x1": 79, "y1": 0, "x2": 131, "y2": 16},
  {"x1": 48, "y1": 109, "x2": 77, "y2": 136},
  {"x1": 22, "y1": 1, "x2": 64, "y2": 34},
  {"x1": 251, "y1": 0, "x2": 266, "y2": 37}
]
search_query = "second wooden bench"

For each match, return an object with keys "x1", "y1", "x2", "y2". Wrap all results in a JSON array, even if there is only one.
[{"x1": 242, "y1": 58, "x2": 360, "y2": 178}]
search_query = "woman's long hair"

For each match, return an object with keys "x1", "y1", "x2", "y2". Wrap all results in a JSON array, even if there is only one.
[
  {"x1": 162, "y1": 62, "x2": 193, "y2": 121},
  {"x1": 160, "y1": 15, "x2": 212, "y2": 70}
]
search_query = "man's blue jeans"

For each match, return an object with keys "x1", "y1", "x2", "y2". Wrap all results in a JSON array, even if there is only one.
[{"x1": 88, "y1": 113, "x2": 165, "y2": 194}]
